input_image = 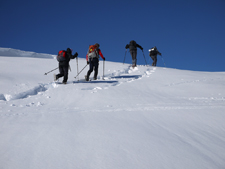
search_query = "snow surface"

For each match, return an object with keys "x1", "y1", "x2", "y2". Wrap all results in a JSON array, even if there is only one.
[{"x1": 0, "y1": 47, "x2": 225, "y2": 169}]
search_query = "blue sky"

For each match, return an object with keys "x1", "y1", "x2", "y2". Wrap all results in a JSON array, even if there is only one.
[{"x1": 1, "y1": 0, "x2": 225, "y2": 71}]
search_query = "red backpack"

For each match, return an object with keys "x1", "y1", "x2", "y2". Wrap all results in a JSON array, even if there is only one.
[{"x1": 57, "y1": 50, "x2": 66, "y2": 62}]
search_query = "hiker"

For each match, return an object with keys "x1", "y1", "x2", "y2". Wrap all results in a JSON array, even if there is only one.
[
  {"x1": 54, "y1": 48, "x2": 78, "y2": 84},
  {"x1": 85, "y1": 43, "x2": 105, "y2": 81},
  {"x1": 125, "y1": 40, "x2": 143, "y2": 67},
  {"x1": 149, "y1": 46, "x2": 161, "y2": 66}
]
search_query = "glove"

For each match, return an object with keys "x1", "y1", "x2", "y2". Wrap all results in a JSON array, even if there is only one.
[
  {"x1": 141, "y1": 47, "x2": 143, "y2": 51},
  {"x1": 74, "y1": 52, "x2": 78, "y2": 58},
  {"x1": 87, "y1": 61, "x2": 89, "y2": 64}
]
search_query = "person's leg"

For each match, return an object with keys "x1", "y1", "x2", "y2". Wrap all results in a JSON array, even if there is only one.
[
  {"x1": 93, "y1": 59, "x2": 99, "y2": 80},
  {"x1": 134, "y1": 50, "x2": 137, "y2": 66},
  {"x1": 155, "y1": 57, "x2": 157, "y2": 66},
  {"x1": 56, "y1": 65, "x2": 64, "y2": 80},
  {"x1": 62, "y1": 66, "x2": 69, "y2": 83},
  {"x1": 130, "y1": 50, "x2": 137, "y2": 67},
  {"x1": 86, "y1": 61, "x2": 94, "y2": 81}
]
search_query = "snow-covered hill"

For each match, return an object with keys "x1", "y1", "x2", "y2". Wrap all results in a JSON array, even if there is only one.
[{"x1": 0, "y1": 48, "x2": 225, "y2": 169}]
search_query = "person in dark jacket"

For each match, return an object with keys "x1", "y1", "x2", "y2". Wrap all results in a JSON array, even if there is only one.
[
  {"x1": 54, "y1": 48, "x2": 78, "y2": 84},
  {"x1": 125, "y1": 40, "x2": 143, "y2": 67},
  {"x1": 149, "y1": 46, "x2": 161, "y2": 66},
  {"x1": 85, "y1": 43, "x2": 105, "y2": 81}
]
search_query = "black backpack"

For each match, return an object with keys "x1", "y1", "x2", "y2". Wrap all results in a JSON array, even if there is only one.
[
  {"x1": 129, "y1": 40, "x2": 137, "y2": 50},
  {"x1": 149, "y1": 48, "x2": 158, "y2": 56}
]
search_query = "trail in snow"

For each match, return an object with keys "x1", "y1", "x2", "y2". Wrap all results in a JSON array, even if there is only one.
[
  {"x1": 75, "y1": 66, "x2": 156, "y2": 90},
  {"x1": 0, "y1": 83, "x2": 57, "y2": 101},
  {"x1": 0, "y1": 66, "x2": 156, "y2": 101}
]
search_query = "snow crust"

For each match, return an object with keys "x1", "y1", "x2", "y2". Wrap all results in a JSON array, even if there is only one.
[{"x1": 0, "y1": 48, "x2": 225, "y2": 169}]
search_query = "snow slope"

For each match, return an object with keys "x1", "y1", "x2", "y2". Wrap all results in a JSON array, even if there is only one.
[{"x1": 0, "y1": 48, "x2": 225, "y2": 169}]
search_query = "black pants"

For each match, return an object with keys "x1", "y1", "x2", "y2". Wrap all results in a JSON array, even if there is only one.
[
  {"x1": 130, "y1": 50, "x2": 137, "y2": 66},
  {"x1": 56, "y1": 65, "x2": 69, "y2": 83},
  {"x1": 87, "y1": 58, "x2": 99, "y2": 79},
  {"x1": 151, "y1": 55, "x2": 157, "y2": 66}
]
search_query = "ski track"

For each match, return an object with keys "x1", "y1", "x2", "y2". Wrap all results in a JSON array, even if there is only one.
[
  {"x1": 0, "y1": 65, "x2": 155, "y2": 102},
  {"x1": 79, "y1": 66, "x2": 155, "y2": 91},
  {"x1": 0, "y1": 83, "x2": 57, "y2": 102},
  {"x1": 2, "y1": 65, "x2": 224, "y2": 105}
]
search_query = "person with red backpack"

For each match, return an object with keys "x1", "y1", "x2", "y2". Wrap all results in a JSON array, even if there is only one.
[
  {"x1": 85, "y1": 43, "x2": 105, "y2": 81},
  {"x1": 125, "y1": 40, "x2": 143, "y2": 67},
  {"x1": 54, "y1": 48, "x2": 78, "y2": 84}
]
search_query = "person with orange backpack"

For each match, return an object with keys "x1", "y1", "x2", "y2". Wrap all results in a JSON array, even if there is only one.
[
  {"x1": 54, "y1": 48, "x2": 78, "y2": 84},
  {"x1": 85, "y1": 43, "x2": 105, "y2": 81}
]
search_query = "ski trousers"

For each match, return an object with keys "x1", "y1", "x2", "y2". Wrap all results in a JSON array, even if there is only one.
[
  {"x1": 130, "y1": 50, "x2": 137, "y2": 66},
  {"x1": 87, "y1": 58, "x2": 99, "y2": 79},
  {"x1": 56, "y1": 65, "x2": 69, "y2": 83},
  {"x1": 151, "y1": 55, "x2": 157, "y2": 66}
]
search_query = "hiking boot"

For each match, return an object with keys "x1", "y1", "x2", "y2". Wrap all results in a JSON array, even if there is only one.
[
  {"x1": 54, "y1": 74, "x2": 58, "y2": 81},
  {"x1": 62, "y1": 81, "x2": 67, "y2": 84},
  {"x1": 85, "y1": 75, "x2": 89, "y2": 81}
]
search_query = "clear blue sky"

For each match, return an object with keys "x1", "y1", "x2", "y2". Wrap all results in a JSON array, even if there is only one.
[{"x1": 1, "y1": 0, "x2": 225, "y2": 71}]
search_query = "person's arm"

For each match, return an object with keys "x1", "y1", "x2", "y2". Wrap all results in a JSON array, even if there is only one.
[
  {"x1": 86, "y1": 54, "x2": 88, "y2": 61},
  {"x1": 70, "y1": 52, "x2": 78, "y2": 59},
  {"x1": 136, "y1": 44, "x2": 143, "y2": 50},
  {"x1": 98, "y1": 49, "x2": 105, "y2": 60},
  {"x1": 157, "y1": 51, "x2": 162, "y2": 56}
]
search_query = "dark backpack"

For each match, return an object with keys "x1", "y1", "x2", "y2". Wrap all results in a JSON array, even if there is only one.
[
  {"x1": 57, "y1": 50, "x2": 66, "y2": 62},
  {"x1": 129, "y1": 40, "x2": 137, "y2": 50},
  {"x1": 149, "y1": 48, "x2": 158, "y2": 56}
]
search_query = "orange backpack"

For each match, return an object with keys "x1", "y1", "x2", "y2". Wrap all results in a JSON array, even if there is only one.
[{"x1": 88, "y1": 45, "x2": 98, "y2": 58}]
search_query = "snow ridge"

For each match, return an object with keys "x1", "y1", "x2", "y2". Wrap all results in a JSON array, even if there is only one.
[{"x1": 0, "y1": 47, "x2": 55, "y2": 59}]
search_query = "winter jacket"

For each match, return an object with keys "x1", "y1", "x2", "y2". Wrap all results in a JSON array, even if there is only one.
[
  {"x1": 59, "y1": 51, "x2": 78, "y2": 66},
  {"x1": 149, "y1": 49, "x2": 161, "y2": 57},
  {"x1": 125, "y1": 40, "x2": 143, "y2": 51}
]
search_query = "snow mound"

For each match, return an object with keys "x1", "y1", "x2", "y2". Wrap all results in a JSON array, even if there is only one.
[{"x1": 0, "y1": 47, "x2": 55, "y2": 59}]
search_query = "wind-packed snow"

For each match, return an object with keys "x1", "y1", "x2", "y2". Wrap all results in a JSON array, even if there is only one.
[{"x1": 0, "y1": 48, "x2": 225, "y2": 169}]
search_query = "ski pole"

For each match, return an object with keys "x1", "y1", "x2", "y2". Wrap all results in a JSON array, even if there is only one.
[
  {"x1": 103, "y1": 60, "x2": 105, "y2": 80},
  {"x1": 76, "y1": 57, "x2": 79, "y2": 80},
  {"x1": 44, "y1": 67, "x2": 58, "y2": 75},
  {"x1": 74, "y1": 64, "x2": 88, "y2": 79},
  {"x1": 160, "y1": 55, "x2": 166, "y2": 67},
  {"x1": 142, "y1": 50, "x2": 147, "y2": 65},
  {"x1": 123, "y1": 50, "x2": 127, "y2": 64}
]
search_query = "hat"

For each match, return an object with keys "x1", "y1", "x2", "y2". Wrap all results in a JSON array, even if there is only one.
[
  {"x1": 95, "y1": 43, "x2": 100, "y2": 48},
  {"x1": 67, "y1": 48, "x2": 72, "y2": 54}
]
